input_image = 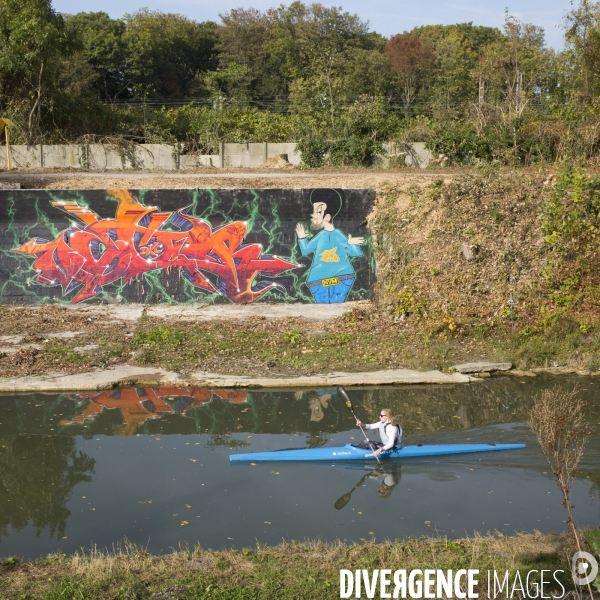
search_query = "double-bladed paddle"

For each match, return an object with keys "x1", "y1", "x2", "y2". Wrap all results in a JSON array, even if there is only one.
[{"x1": 337, "y1": 386, "x2": 382, "y2": 465}]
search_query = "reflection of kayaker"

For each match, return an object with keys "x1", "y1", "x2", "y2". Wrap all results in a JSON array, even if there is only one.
[
  {"x1": 334, "y1": 467, "x2": 402, "y2": 509},
  {"x1": 368, "y1": 468, "x2": 401, "y2": 499}
]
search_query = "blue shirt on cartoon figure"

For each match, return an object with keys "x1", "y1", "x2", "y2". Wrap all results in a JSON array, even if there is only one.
[{"x1": 296, "y1": 189, "x2": 364, "y2": 304}]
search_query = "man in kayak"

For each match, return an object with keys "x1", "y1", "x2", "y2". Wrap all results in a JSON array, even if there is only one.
[{"x1": 356, "y1": 409, "x2": 403, "y2": 458}]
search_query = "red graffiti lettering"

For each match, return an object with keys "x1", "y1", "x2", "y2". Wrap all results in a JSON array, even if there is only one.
[{"x1": 13, "y1": 189, "x2": 299, "y2": 303}]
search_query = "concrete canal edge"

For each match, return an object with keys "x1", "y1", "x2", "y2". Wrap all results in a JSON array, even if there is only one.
[
  {"x1": 0, "y1": 362, "x2": 596, "y2": 393},
  {"x1": 0, "y1": 364, "x2": 478, "y2": 392}
]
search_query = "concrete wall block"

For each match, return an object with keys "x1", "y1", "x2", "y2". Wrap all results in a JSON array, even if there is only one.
[
  {"x1": 179, "y1": 155, "x2": 220, "y2": 169},
  {"x1": 0, "y1": 145, "x2": 42, "y2": 169},
  {"x1": 42, "y1": 145, "x2": 84, "y2": 168},
  {"x1": 88, "y1": 145, "x2": 133, "y2": 170},
  {"x1": 266, "y1": 143, "x2": 301, "y2": 165},
  {"x1": 137, "y1": 144, "x2": 177, "y2": 170},
  {"x1": 0, "y1": 141, "x2": 431, "y2": 170},
  {"x1": 223, "y1": 143, "x2": 268, "y2": 168},
  {"x1": 405, "y1": 142, "x2": 432, "y2": 168}
]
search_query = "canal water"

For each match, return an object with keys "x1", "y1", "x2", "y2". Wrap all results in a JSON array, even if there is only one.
[{"x1": 0, "y1": 375, "x2": 599, "y2": 558}]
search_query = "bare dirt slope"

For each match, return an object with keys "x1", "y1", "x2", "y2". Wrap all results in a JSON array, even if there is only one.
[{"x1": 0, "y1": 167, "x2": 454, "y2": 191}]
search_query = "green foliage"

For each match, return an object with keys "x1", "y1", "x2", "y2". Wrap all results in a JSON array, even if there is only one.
[
  {"x1": 542, "y1": 164, "x2": 600, "y2": 250},
  {"x1": 583, "y1": 529, "x2": 600, "y2": 591},
  {"x1": 584, "y1": 528, "x2": 600, "y2": 557},
  {"x1": 284, "y1": 329, "x2": 302, "y2": 344},
  {"x1": 395, "y1": 288, "x2": 424, "y2": 317},
  {"x1": 296, "y1": 136, "x2": 329, "y2": 168},
  {"x1": 133, "y1": 327, "x2": 184, "y2": 349},
  {"x1": 328, "y1": 136, "x2": 382, "y2": 166},
  {"x1": 539, "y1": 164, "x2": 600, "y2": 308},
  {"x1": 296, "y1": 134, "x2": 382, "y2": 167},
  {"x1": 45, "y1": 347, "x2": 83, "y2": 363},
  {"x1": 4, "y1": 0, "x2": 600, "y2": 165}
]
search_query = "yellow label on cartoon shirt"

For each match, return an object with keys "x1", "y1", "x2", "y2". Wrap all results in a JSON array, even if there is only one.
[{"x1": 319, "y1": 247, "x2": 340, "y2": 262}]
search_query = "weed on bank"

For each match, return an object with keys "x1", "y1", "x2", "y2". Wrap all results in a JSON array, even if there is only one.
[{"x1": 0, "y1": 533, "x2": 578, "y2": 600}]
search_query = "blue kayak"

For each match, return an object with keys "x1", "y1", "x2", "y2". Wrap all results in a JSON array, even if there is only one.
[{"x1": 229, "y1": 442, "x2": 525, "y2": 463}]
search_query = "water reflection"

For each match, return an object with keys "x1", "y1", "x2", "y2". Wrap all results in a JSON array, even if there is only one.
[
  {"x1": 0, "y1": 375, "x2": 598, "y2": 558},
  {"x1": 334, "y1": 465, "x2": 402, "y2": 509},
  {"x1": 60, "y1": 387, "x2": 247, "y2": 435},
  {"x1": 294, "y1": 389, "x2": 335, "y2": 422},
  {"x1": 4, "y1": 378, "x2": 594, "y2": 439},
  {"x1": 0, "y1": 436, "x2": 94, "y2": 541}
]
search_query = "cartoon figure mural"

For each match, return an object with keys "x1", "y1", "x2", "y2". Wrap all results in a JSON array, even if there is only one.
[{"x1": 296, "y1": 189, "x2": 364, "y2": 303}]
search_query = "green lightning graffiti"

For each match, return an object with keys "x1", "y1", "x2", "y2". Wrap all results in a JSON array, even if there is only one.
[{"x1": 0, "y1": 188, "x2": 374, "y2": 305}]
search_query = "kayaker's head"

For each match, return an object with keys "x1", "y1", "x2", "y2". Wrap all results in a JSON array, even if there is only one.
[
  {"x1": 379, "y1": 409, "x2": 397, "y2": 426},
  {"x1": 378, "y1": 484, "x2": 395, "y2": 499},
  {"x1": 309, "y1": 189, "x2": 342, "y2": 231}
]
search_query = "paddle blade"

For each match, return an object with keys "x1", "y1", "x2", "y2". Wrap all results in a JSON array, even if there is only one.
[
  {"x1": 334, "y1": 492, "x2": 352, "y2": 510},
  {"x1": 337, "y1": 386, "x2": 353, "y2": 411}
]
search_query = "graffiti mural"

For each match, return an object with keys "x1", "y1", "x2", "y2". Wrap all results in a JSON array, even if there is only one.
[
  {"x1": 60, "y1": 387, "x2": 247, "y2": 435},
  {"x1": 13, "y1": 190, "x2": 297, "y2": 304},
  {"x1": 0, "y1": 188, "x2": 374, "y2": 304}
]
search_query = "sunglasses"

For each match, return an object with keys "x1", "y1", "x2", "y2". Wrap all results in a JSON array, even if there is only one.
[{"x1": 379, "y1": 414, "x2": 388, "y2": 418}]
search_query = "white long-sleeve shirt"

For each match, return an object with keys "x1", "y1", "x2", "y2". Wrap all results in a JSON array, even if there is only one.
[{"x1": 364, "y1": 421, "x2": 403, "y2": 450}]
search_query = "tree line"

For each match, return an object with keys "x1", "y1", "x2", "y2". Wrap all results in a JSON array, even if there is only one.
[{"x1": 2, "y1": 0, "x2": 600, "y2": 165}]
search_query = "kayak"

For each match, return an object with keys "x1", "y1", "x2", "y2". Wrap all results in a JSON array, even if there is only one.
[{"x1": 229, "y1": 442, "x2": 526, "y2": 463}]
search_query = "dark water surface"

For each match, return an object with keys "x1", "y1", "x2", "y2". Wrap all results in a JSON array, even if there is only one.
[{"x1": 1, "y1": 375, "x2": 599, "y2": 558}]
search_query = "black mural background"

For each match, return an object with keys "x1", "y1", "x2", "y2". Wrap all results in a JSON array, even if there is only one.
[{"x1": 0, "y1": 188, "x2": 374, "y2": 304}]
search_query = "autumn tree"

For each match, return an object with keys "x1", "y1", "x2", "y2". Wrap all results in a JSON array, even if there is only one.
[
  {"x1": 564, "y1": 0, "x2": 600, "y2": 105},
  {"x1": 385, "y1": 35, "x2": 434, "y2": 117}
]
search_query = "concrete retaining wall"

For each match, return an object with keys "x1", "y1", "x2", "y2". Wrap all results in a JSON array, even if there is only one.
[
  {"x1": 0, "y1": 142, "x2": 432, "y2": 170},
  {"x1": 0, "y1": 188, "x2": 374, "y2": 305},
  {"x1": 221, "y1": 142, "x2": 301, "y2": 168}
]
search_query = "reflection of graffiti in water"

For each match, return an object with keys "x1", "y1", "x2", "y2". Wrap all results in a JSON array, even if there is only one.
[
  {"x1": 60, "y1": 387, "x2": 247, "y2": 436},
  {"x1": 294, "y1": 389, "x2": 334, "y2": 422},
  {"x1": 13, "y1": 189, "x2": 298, "y2": 304}
]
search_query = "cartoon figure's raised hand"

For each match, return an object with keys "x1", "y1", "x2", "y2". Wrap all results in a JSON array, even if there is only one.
[
  {"x1": 348, "y1": 234, "x2": 364, "y2": 245},
  {"x1": 296, "y1": 223, "x2": 308, "y2": 239}
]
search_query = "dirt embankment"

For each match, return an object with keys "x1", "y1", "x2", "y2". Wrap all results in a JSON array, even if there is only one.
[
  {"x1": 371, "y1": 169, "x2": 599, "y2": 332},
  {"x1": 1, "y1": 166, "x2": 599, "y2": 380},
  {"x1": 3, "y1": 167, "x2": 452, "y2": 192}
]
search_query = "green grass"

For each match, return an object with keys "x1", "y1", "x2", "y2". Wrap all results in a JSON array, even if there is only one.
[
  {"x1": 2, "y1": 309, "x2": 600, "y2": 379},
  {"x1": 0, "y1": 533, "x2": 578, "y2": 600}
]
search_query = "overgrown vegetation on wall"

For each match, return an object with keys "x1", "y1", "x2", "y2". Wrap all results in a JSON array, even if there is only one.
[
  {"x1": 370, "y1": 164, "x2": 600, "y2": 369},
  {"x1": 4, "y1": 1, "x2": 600, "y2": 165}
]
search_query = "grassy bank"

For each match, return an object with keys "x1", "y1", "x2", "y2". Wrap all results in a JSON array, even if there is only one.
[
  {"x1": 1, "y1": 302, "x2": 599, "y2": 379},
  {"x1": 0, "y1": 533, "x2": 578, "y2": 599}
]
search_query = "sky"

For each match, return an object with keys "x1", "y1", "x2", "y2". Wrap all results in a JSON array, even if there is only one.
[{"x1": 52, "y1": 0, "x2": 574, "y2": 50}]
